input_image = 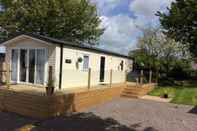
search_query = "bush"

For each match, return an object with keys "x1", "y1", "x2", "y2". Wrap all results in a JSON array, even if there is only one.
[
  {"x1": 158, "y1": 77, "x2": 176, "y2": 86},
  {"x1": 189, "y1": 70, "x2": 197, "y2": 80}
]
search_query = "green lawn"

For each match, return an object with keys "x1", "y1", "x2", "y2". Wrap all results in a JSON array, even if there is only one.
[{"x1": 149, "y1": 86, "x2": 197, "y2": 106}]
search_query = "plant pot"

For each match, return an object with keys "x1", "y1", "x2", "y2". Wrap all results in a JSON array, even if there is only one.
[
  {"x1": 46, "y1": 86, "x2": 54, "y2": 96},
  {"x1": 162, "y1": 93, "x2": 168, "y2": 99}
]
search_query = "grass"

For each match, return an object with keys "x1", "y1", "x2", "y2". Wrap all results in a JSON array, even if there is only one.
[{"x1": 149, "y1": 86, "x2": 197, "y2": 106}]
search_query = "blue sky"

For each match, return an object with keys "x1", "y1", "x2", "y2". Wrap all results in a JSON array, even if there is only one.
[{"x1": 91, "y1": 0, "x2": 174, "y2": 55}]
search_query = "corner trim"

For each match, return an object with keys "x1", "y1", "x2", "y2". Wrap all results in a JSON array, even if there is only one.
[{"x1": 59, "y1": 44, "x2": 63, "y2": 89}]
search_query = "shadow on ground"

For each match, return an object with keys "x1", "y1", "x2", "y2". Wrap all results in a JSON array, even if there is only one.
[
  {"x1": 0, "y1": 111, "x2": 36, "y2": 131},
  {"x1": 188, "y1": 107, "x2": 197, "y2": 114},
  {"x1": 31, "y1": 113, "x2": 135, "y2": 131},
  {"x1": 0, "y1": 111, "x2": 159, "y2": 131}
]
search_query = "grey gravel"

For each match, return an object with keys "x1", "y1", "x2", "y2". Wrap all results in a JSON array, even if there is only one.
[
  {"x1": 85, "y1": 98, "x2": 197, "y2": 131},
  {"x1": 0, "y1": 98, "x2": 196, "y2": 131}
]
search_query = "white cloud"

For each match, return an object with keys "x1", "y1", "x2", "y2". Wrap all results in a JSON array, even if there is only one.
[
  {"x1": 91, "y1": 0, "x2": 121, "y2": 14},
  {"x1": 92, "y1": 0, "x2": 175, "y2": 54},
  {"x1": 99, "y1": 15, "x2": 139, "y2": 54},
  {"x1": 130, "y1": 0, "x2": 174, "y2": 18},
  {"x1": 129, "y1": 0, "x2": 175, "y2": 29}
]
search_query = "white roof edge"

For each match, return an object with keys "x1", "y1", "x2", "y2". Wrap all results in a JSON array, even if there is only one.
[{"x1": 1, "y1": 34, "x2": 53, "y2": 46}]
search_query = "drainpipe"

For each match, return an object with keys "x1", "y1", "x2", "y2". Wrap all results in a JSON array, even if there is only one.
[{"x1": 59, "y1": 43, "x2": 63, "y2": 90}]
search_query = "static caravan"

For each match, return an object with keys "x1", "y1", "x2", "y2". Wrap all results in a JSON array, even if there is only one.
[{"x1": 1, "y1": 34, "x2": 133, "y2": 90}]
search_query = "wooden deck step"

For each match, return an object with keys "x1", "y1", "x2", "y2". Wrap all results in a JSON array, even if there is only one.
[{"x1": 121, "y1": 84, "x2": 155, "y2": 99}]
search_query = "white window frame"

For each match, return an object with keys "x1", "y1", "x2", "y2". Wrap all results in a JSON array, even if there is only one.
[
  {"x1": 82, "y1": 55, "x2": 90, "y2": 71},
  {"x1": 10, "y1": 47, "x2": 48, "y2": 86}
]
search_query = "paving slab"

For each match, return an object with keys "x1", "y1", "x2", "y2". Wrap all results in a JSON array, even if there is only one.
[{"x1": 141, "y1": 95, "x2": 172, "y2": 103}]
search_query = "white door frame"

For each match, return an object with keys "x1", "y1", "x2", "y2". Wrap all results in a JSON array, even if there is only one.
[{"x1": 10, "y1": 48, "x2": 48, "y2": 86}]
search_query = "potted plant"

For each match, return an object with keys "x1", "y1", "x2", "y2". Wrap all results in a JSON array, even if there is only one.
[
  {"x1": 46, "y1": 79, "x2": 55, "y2": 96},
  {"x1": 76, "y1": 57, "x2": 83, "y2": 69},
  {"x1": 77, "y1": 57, "x2": 83, "y2": 63},
  {"x1": 162, "y1": 90, "x2": 168, "y2": 98}
]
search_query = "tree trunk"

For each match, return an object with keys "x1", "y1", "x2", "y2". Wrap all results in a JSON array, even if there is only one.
[{"x1": 156, "y1": 69, "x2": 159, "y2": 83}]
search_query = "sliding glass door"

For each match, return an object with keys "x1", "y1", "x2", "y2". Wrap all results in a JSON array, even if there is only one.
[
  {"x1": 29, "y1": 49, "x2": 36, "y2": 83},
  {"x1": 11, "y1": 49, "x2": 19, "y2": 82},
  {"x1": 20, "y1": 49, "x2": 28, "y2": 82},
  {"x1": 11, "y1": 48, "x2": 47, "y2": 85},
  {"x1": 36, "y1": 49, "x2": 46, "y2": 84}
]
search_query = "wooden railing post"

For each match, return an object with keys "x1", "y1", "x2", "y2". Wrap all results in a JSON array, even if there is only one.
[
  {"x1": 0, "y1": 62, "x2": 2, "y2": 83},
  {"x1": 110, "y1": 69, "x2": 112, "y2": 88},
  {"x1": 6, "y1": 63, "x2": 10, "y2": 88},
  {"x1": 149, "y1": 70, "x2": 152, "y2": 83},
  {"x1": 88, "y1": 68, "x2": 91, "y2": 89},
  {"x1": 2, "y1": 62, "x2": 6, "y2": 83},
  {"x1": 49, "y1": 66, "x2": 53, "y2": 82},
  {"x1": 140, "y1": 70, "x2": 144, "y2": 85},
  {"x1": 125, "y1": 70, "x2": 127, "y2": 84},
  {"x1": 136, "y1": 78, "x2": 139, "y2": 86}
]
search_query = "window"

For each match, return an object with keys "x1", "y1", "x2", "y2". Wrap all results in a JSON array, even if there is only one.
[
  {"x1": 120, "y1": 60, "x2": 124, "y2": 71},
  {"x1": 83, "y1": 55, "x2": 89, "y2": 70}
]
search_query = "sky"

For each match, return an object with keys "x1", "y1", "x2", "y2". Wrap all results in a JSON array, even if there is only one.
[{"x1": 91, "y1": 0, "x2": 174, "y2": 55}]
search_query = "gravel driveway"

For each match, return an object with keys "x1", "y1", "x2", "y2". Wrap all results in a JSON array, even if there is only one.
[
  {"x1": 86, "y1": 98, "x2": 197, "y2": 131},
  {"x1": 0, "y1": 98, "x2": 196, "y2": 131}
]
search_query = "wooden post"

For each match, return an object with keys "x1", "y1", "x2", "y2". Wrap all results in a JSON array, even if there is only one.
[
  {"x1": 6, "y1": 63, "x2": 10, "y2": 88},
  {"x1": 110, "y1": 69, "x2": 112, "y2": 88},
  {"x1": 156, "y1": 69, "x2": 159, "y2": 83},
  {"x1": 88, "y1": 68, "x2": 91, "y2": 89},
  {"x1": 49, "y1": 66, "x2": 53, "y2": 82},
  {"x1": 140, "y1": 70, "x2": 144, "y2": 85},
  {"x1": 2, "y1": 62, "x2": 6, "y2": 83},
  {"x1": 0, "y1": 62, "x2": 2, "y2": 83},
  {"x1": 149, "y1": 70, "x2": 152, "y2": 83},
  {"x1": 125, "y1": 70, "x2": 127, "y2": 84},
  {"x1": 136, "y1": 78, "x2": 139, "y2": 86}
]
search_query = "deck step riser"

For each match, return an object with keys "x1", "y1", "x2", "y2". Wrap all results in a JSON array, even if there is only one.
[{"x1": 121, "y1": 84, "x2": 155, "y2": 99}]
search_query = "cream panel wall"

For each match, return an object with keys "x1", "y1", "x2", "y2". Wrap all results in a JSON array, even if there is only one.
[
  {"x1": 5, "y1": 37, "x2": 56, "y2": 85},
  {"x1": 4, "y1": 36, "x2": 133, "y2": 89},
  {"x1": 59, "y1": 46, "x2": 133, "y2": 89}
]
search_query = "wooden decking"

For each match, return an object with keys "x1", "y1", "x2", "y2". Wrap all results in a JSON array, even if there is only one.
[
  {"x1": 121, "y1": 83, "x2": 156, "y2": 98},
  {"x1": 0, "y1": 83, "x2": 126, "y2": 119},
  {"x1": 1, "y1": 83, "x2": 124, "y2": 96},
  {"x1": 0, "y1": 83, "x2": 155, "y2": 119}
]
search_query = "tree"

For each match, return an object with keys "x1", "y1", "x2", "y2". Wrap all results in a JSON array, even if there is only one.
[
  {"x1": 0, "y1": 0, "x2": 104, "y2": 45},
  {"x1": 157, "y1": 0, "x2": 197, "y2": 56},
  {"x1": 129, "y1": 27, "x2": 191, "y2": 81}
]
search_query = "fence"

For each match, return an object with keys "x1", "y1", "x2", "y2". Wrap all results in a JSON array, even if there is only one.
[{"x1": 0, "y1": 62, "x2": 6, "y2": 84}]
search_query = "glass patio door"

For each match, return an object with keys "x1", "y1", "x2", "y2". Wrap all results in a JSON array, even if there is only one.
[
  {"x1": 36, "y1": 49, "x2": 46, "y2": 84},
  {"x1": 11, "y1": 48, "x2": 46, "y2": 85},
  {"x1": 20, "y1": 49, "x2": 28, "y2": 82},
  {"x1": 29, "y1": 49, "x2": 36, "y2": 83},
  {"x1": 11, "y1": 49, "x2": 19, "y2": 82}
]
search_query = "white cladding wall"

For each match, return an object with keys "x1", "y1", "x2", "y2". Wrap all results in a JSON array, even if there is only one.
[
  {"x1": 4, "y1": 36, "x2": 133, "y2": 89},
  {"x1": 57, "y1": 46, "x2": 133, "y2": 89},
  {"x1": 5, "y1": 37, "x2": 57, "y2": 85}
]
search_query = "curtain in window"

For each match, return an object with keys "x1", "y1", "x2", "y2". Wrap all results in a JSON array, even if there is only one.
[
  {"x1": 83, "y1": 56, "x2": 89, "y2": 70},
  {"x1": 36, "y1": 49, "x2": 45, "y2": 84},
  {"x1": 11, "y1": 49, "x2": 18, "y2": 82},
  {"x1": 29, "y1": 49, "x2": 35, "y2": 83}
]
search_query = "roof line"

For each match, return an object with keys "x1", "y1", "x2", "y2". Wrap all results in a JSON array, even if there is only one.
[{"x1": 1, "y1": 33, "x2": 133, "y2": 59}]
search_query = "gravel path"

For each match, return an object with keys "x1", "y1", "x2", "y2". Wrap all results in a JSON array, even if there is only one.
[
  {"x1": 0, "y1": 98, "x2": 196, "y2": 131},
  {"x1": 86, "y1": 98, "x2": 197, "y2": 131}
]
